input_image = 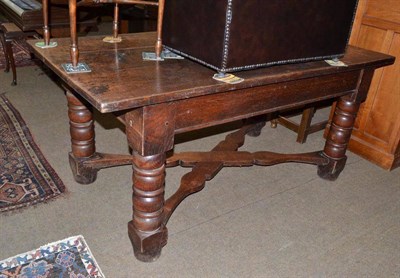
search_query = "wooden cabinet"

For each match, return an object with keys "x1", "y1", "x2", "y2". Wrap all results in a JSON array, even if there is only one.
[{"x1": 345, "y1": 0, "x2": 400, "y2": 170}]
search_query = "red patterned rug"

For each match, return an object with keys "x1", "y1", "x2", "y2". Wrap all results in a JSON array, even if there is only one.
[
  {"x1": 0, "y1": 39, "x2": 37, "y2": 69},
  {"x1": 0, "y1": 95, "x2": 65, "y2": 213}
]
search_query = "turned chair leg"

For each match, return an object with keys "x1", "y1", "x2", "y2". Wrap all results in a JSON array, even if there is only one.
[
  {"x1": 4, "y1": 38, "x2": 17, "y2": 85},
  {"x1": 0, "y1": 30, "x2": 10, "y2": 73},
  {"x1": 113, "y1": 4, "x2": 119, "y2": 39},
  {"x1": 155, "y1": 0, "x2": 165, "y2": 59}
]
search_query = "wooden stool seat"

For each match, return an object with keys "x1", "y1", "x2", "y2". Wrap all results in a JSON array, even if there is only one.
[{"x1": 0, "y1": 22, "x2": 36, "y2": 85}]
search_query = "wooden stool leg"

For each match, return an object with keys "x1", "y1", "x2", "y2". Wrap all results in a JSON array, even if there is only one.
[
  {"x1": 4, "y1": 39, "x2": 17, "y2": 85},
  {"x1": 42, "y1": 0, "x2": 50, "y2": 46},
  {"x1": 155, "y1": 0, "x2": 165, "y2": 59},
  {"x1": 296, "y1": 107, "x2": 315, "y2": 143},
  {"x1": 68, "y1": 0, "x2": 79, "y2": 67},
  {"x1": 0, "y1": 31, "x2": 10, "y2": 73},
  {"x1": 112, "y1": 4, "x2": 119, "y2": 39}
]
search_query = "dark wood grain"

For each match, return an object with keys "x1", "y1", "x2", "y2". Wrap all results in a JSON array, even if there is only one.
[{"x1": 27, "y1": 35, "x2": 394, "y2": 113}]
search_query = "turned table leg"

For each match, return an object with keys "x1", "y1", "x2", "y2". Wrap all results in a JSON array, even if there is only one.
[
  {"x1": 318, "y1": 97, "x2": 360, "y2": 181},
  {"x1": 128, "y1": 152, "x2": 167, "y2": 262},
  {"x1": 66, "y1": 90, "x2": 98, "y2": 184}
]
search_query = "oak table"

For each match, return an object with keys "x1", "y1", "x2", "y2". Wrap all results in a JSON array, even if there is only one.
[{"x1": 28, "y1": 32, "x2": 394, "y2": 262}]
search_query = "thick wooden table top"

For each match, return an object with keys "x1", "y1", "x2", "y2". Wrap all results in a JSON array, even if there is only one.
[{"x1": 28, "y1": 32, "x2": 394, "y2": 113}]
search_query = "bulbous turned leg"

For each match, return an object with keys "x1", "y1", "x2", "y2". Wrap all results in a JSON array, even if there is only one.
[
  {"x1": 66, "y1": 90, "x2": 98, "y2": 184},
  {"x1": 128, "y1": 152, "x2": 167, "y2": 262},
  {"x1": 318, "y1": 97, "x2": 360, "y2": 181}
]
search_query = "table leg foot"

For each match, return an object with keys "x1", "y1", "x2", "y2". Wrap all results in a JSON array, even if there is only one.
[
  {"x1": 245, "y1": 116, "x2": 267, "y2": 137},
  {"x1": 69, "y1": 152, "x2": 98, "y2": 184},
  {"x1": 317, "y1": 154, "x2": 347, "y2": 181},
  {"x1": 128, "y1": 221, "x2": 167, "y2": 262},
  {"x1": 246, "y1": 121, "x2": 266, "y2": 137}
]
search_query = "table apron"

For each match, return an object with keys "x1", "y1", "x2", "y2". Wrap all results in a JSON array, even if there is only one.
[{"x1": 173, "y1": 70, "x2": 361, "y2": 134}]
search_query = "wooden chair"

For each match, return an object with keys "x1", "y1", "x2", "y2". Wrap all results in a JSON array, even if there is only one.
[
  {"x1": 0, "y1": 23, "x2": 36, "y2": 85},
  {"x1": 271, "y1": 101, "x2": 333, "y2": 144},
  {"x1": 39, "y1": 0, "x2": 163, "y2": 69}
]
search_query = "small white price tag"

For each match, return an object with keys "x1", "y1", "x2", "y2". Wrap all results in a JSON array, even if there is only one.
[
  {"x1": 325, "y1": 59, "x2": 348, "y2": 67},
  {"x1": 212, "y1": 73, "x2": 244, "y2": 84},
  {"x1": 103, "y1": 36, "x2": 122, "y2": 43}
]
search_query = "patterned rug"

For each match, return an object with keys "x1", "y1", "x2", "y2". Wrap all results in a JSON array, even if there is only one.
[
  {"x1": 0, "y1": 95, "x2": 65, "y2": 213},
  {"x1": 0, "y1": 235, "x2": 105, "y2": 277}
]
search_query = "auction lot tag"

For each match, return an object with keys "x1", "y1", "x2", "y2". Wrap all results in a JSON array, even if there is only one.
[
  {"x1": 213, "y1": 73, "x2": 244, "y2": 84},
  {"x1": 325, "y1": 59, "x2": 348, "y2": 67},
  {"x1": 103, "y1": 36, "x2": 122, "y2": 43}
]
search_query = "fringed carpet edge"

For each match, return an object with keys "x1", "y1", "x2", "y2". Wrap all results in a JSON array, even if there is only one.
[{"x1": 0, "y1": 94, "x2": 66, "y2": 213}]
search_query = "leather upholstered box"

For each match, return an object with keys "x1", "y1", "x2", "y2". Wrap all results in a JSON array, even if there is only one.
[{"x1": 162, "y1": 0, "x2": 359, "y2": 73}]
